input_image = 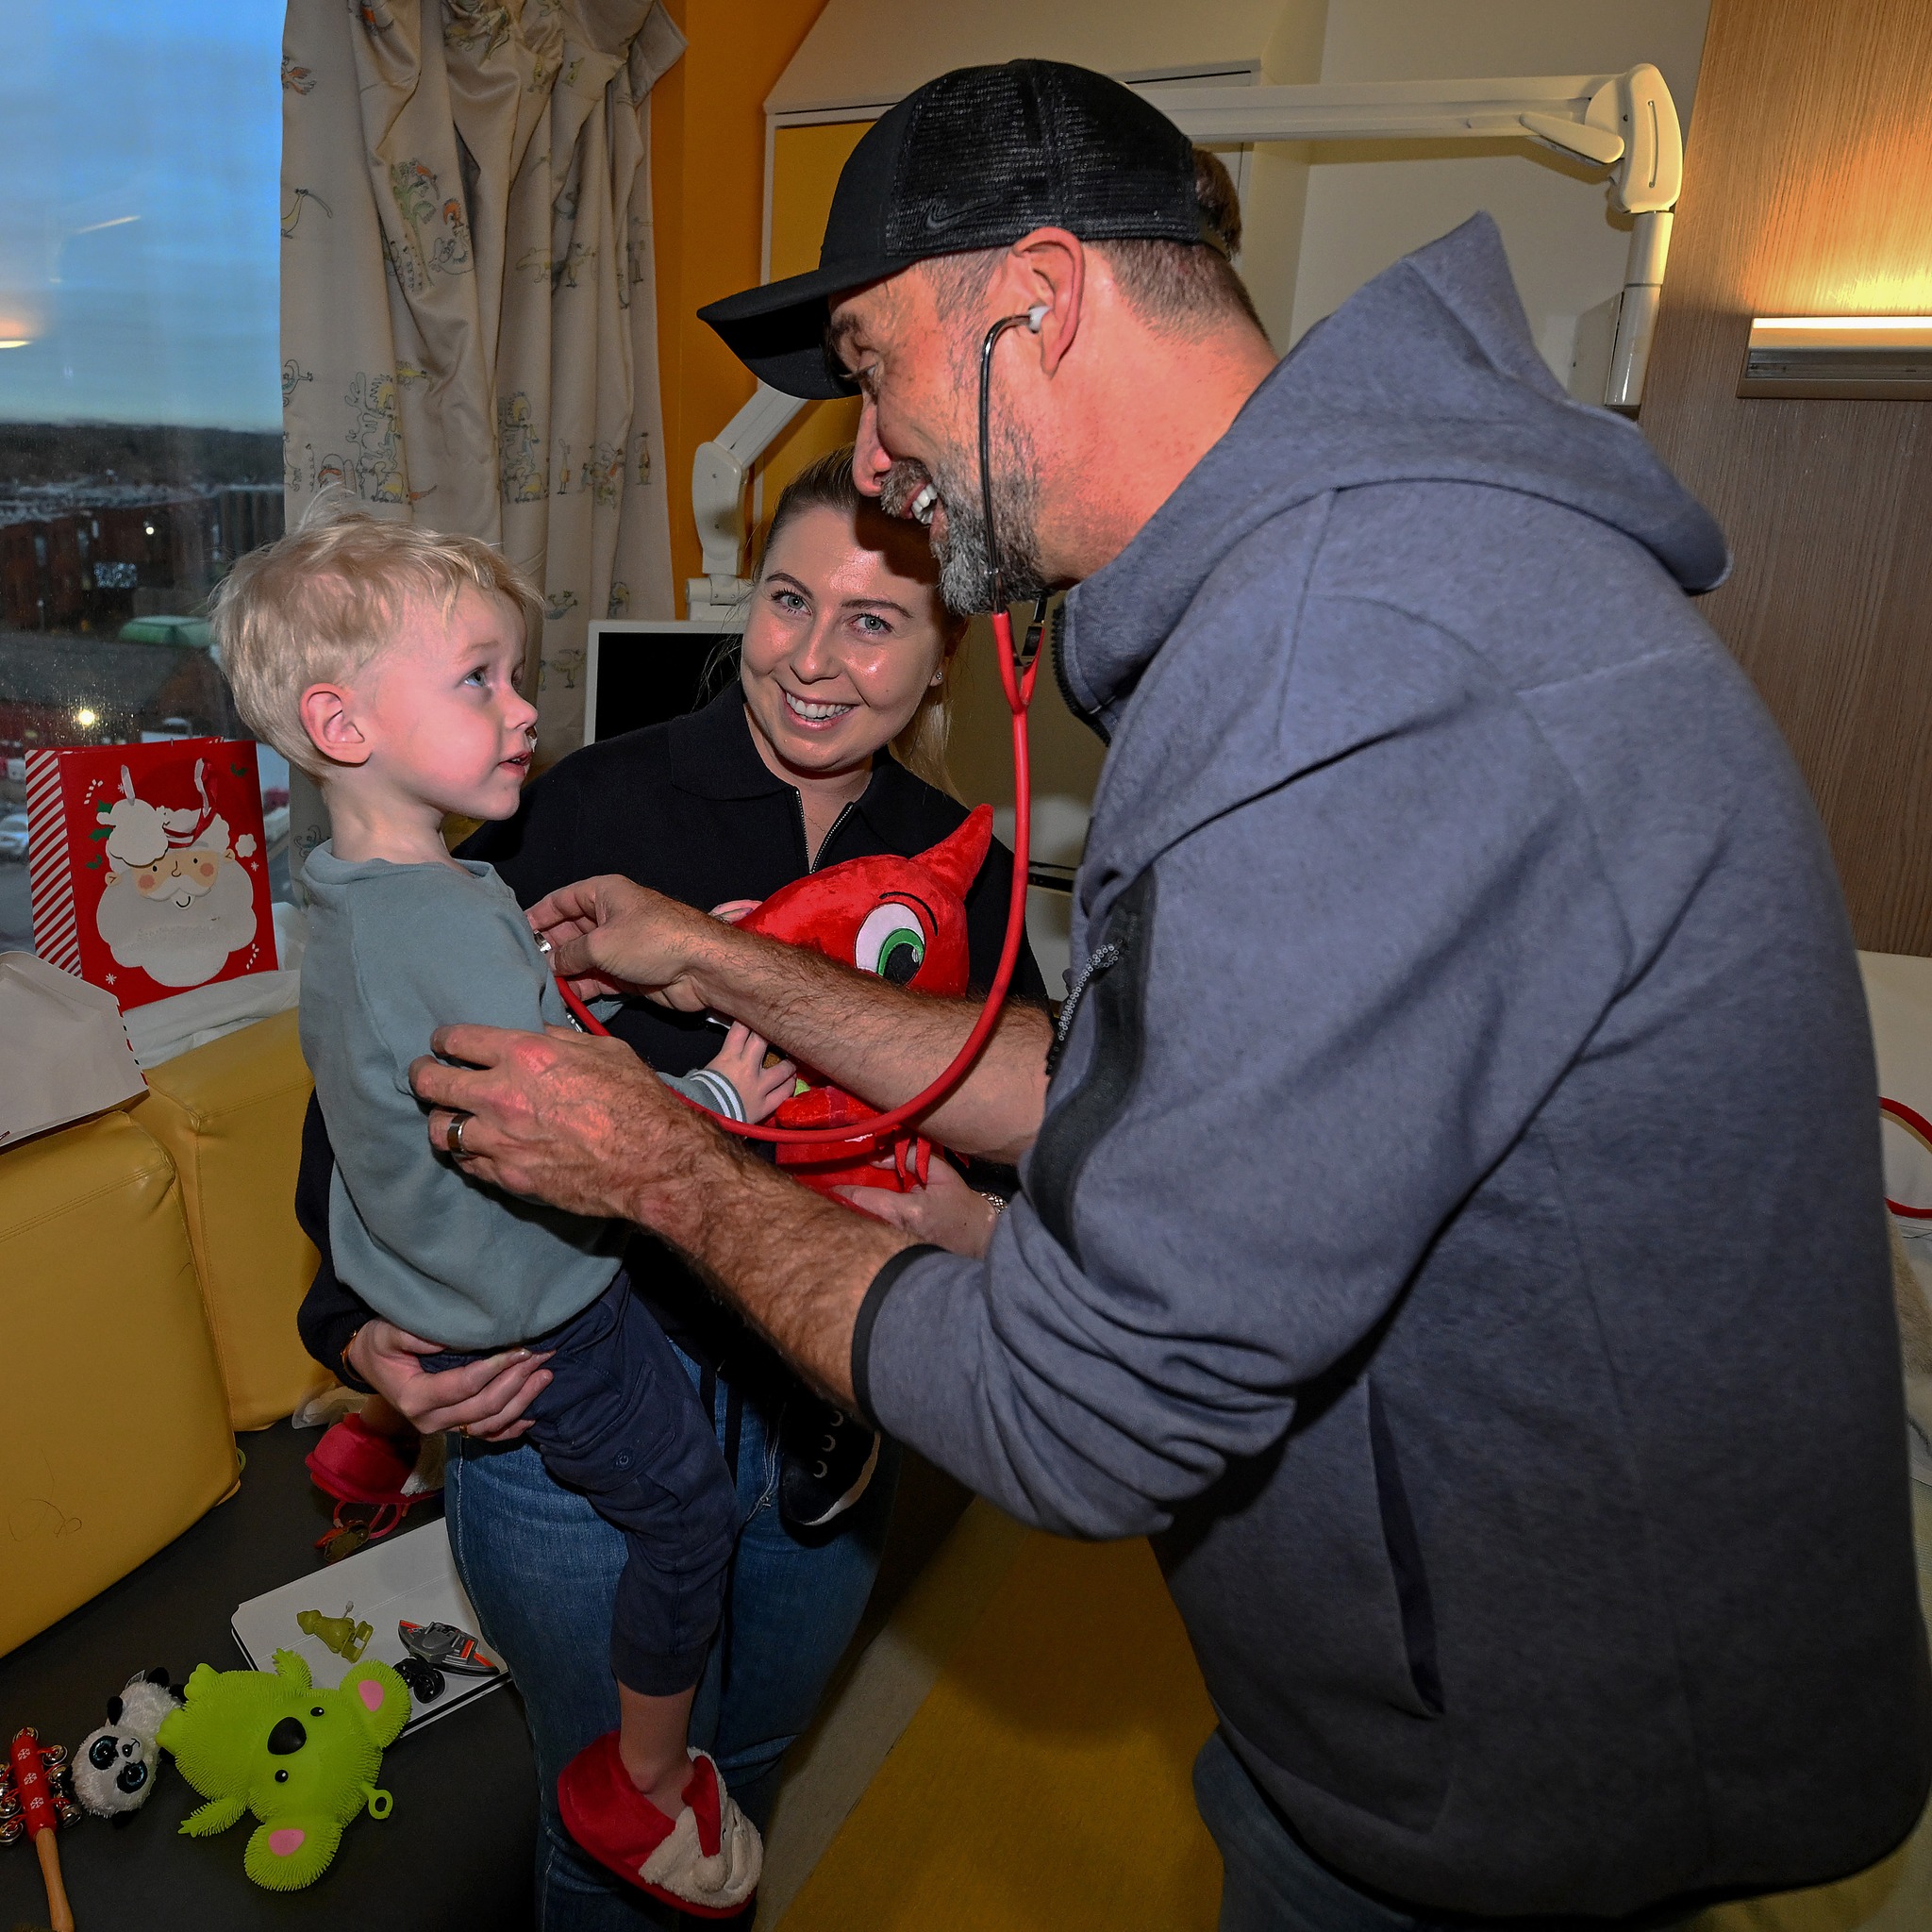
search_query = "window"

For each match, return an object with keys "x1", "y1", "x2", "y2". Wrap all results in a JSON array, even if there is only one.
[{"x1": 1, "y1": 1, "x2": 286, "y2": 954}]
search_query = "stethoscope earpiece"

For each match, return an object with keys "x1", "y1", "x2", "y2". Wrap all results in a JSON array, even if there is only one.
[{"x1": 1026, "y1": 305, "x2": 1048, "y2": 332}]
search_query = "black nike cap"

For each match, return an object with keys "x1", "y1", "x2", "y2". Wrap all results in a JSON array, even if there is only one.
[{"x1": 698, "y1": 59, "x2": 1207, "y2": 400}]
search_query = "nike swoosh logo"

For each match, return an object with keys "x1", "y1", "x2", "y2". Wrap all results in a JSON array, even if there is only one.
[{"x1": 924, "y1": 194, "x2": 1010, "y2": 232}]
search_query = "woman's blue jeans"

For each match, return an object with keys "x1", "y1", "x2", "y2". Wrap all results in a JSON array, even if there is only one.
[{"x1": 446, "y1": 1343, "x2": 898, "y2": 1929}]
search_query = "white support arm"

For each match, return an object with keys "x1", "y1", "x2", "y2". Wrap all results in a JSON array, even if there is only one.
[
  {"x1": 1141, "y1": 63, "x2": 1682, "y2": 409},
  {"x1": 689, "y1": 380, "x2": 809, "y2": 623}
]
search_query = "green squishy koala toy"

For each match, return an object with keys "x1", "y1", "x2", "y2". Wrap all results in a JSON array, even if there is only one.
[{"x1": 156, "y1": 1649, "x2": 410, "y2": 1889}]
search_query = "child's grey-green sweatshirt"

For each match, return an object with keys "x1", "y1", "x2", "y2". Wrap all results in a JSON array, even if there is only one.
[{"x1": 298, "y1": 844, "x2": 741, "y2": 1350}]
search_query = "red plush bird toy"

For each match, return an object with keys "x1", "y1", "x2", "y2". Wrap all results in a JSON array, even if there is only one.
[{"x1": 738, "y1": 805, "x2": 991, "y2": 1198}]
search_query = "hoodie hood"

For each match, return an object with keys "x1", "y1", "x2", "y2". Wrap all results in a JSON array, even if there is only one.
[{"x1": 1059, "y1": 213, "x2": 1727, "y2": 731}]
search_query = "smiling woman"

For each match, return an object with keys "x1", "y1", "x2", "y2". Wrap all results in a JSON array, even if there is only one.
[{"x1": 736, "y1": 447, "x2": 969, "y2": 859}]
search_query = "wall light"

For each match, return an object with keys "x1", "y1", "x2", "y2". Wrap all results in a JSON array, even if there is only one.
[
  {"x1": 1740, "y1": 316, "x2": 1932, "y2": 398},
  {"x1": 72, "y1": 708, "x2": 99, "y2": 729}
]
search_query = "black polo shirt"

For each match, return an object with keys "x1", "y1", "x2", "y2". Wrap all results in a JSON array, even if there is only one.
[{"x1": 295, "y1": 688, "x2": 1046, "y2": 1389}]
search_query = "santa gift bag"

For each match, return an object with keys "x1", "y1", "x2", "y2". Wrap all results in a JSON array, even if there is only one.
[{"x1": 25, "y1": 739, "x2": 277, "y2": 1011}]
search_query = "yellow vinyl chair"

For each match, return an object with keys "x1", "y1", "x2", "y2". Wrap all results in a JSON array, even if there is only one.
[
  {"x1": 137, "y1": 1009, "x2": 331, "y2": 1430},
  {"x1": 0, "y1": 1111, "x2": 237, "y2": 1656}
]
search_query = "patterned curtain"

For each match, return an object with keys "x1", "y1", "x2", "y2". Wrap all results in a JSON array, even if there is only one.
[{"x1": 279, "y1": 0, "x2": 684, "y2": 761}]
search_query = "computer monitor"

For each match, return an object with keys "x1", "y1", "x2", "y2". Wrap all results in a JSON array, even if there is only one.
[{"x1": 583, "y1": 621, "x2": 741, "y2": 745}]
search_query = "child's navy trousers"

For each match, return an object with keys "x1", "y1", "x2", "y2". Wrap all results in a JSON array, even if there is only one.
[{"x1": 423, "y1": 1268, "x2": 738, "y2": 1696}]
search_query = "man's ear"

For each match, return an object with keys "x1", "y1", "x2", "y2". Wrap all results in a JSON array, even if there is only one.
[
  {"x1": 298, "y1": 682, "x2": 371, "y2": 768},
  {"x1": 1000, "y1": 228, "x2": 1085, "y2": 376}
]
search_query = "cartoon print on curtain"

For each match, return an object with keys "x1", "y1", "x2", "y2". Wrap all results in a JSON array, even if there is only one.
[{"x1": 279, "y1": 0, "x2": 685, "y2": 761}]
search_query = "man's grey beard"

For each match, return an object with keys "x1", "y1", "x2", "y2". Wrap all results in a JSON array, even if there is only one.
[{"x1": 878, "y1": 424, "x2": 1047, "y2": 615}]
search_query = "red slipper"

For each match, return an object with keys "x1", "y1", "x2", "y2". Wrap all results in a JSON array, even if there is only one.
[{"x1": 558, "y1": 1734, "x2": 761, "y2": 1917}]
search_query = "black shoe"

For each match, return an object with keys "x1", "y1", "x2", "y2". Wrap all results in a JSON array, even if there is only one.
[{"x1": 779, "y1": 1399, "x2": 881, "y2": 1532}]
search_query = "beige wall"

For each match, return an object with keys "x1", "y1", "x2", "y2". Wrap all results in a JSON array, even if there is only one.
[{"x1": 1276, "y1": 0, "x2": 1710, "y2": 380}]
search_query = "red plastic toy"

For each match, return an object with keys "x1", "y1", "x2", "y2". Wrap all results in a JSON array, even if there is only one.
[{"x1": 2, "y1": 1725, "x2": 80, "y2": 1932}]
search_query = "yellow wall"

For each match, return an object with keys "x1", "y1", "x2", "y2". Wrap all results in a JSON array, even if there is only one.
[
  {"x1": 650, "y1": 0, "x2": 834, "y2": 614},
  {"x1": 754, "y1": 120, "x2": 871, "y2": 537}
]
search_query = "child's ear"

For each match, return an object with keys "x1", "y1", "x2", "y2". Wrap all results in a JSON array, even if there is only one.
[
  {"x1": 338, "y1": 1660, "x2": 411, "y2": 1747},
  {"x1": 299, "y1": 682, "x2": 372, "y2": 768},
  {"x1": 243, "y1": 1814, "x2": 345, "y2": 1890}
]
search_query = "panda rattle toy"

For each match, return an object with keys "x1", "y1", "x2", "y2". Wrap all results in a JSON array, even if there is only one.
[{"x1": 73, "y1": 1669, "x2": 182, "y2": 1818}]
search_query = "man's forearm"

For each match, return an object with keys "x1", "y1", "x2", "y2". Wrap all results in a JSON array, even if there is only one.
[
  {"x1": 687, "y1": 921, "x2": 1052, "y2": 1163},
  {"x1": 636, "y1": 1122, "x2": 912, "y2": 1407},
  {"x1": 410, "y1": 1022, "x2": 908, "y2": 1407}
]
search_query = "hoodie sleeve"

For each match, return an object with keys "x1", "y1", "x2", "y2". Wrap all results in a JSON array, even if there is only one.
[{"x1": 854, "y1": 604, "x2": 1632, "y2": 1537}]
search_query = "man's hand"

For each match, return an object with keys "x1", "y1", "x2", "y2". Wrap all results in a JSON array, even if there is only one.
[
  {"x1": 527, "y1": 872, "x2": 1053, "y2": 1165},
  {"x1": 526, "y1": 875, "x2": 725, "y2": 1012},
  {"x1": 411, "y1": 1022, "x2": 698, "y2": 1222},
  {"x1": 344, "y1": 1320, "x2": 553, "y2": 1441},
  {"x1": 408, "y1": 1022, "x2": 912, "y2": 1404}
]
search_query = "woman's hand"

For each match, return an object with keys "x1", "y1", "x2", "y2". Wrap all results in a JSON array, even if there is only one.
[
  {"x1": 344, "y1": 1320, "x2": 554, "y2": 1441},
  {"x1": 525, "y1": 875, "x2": 725, "y2": 1012},
  {"x1": 835, "y1": 1154, "x2": 1001, "y2": 1258}
]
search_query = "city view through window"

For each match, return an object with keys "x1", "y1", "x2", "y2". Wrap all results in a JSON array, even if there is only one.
[{"x1": 0, "y1": 2, "x2": 287, "y2": 955}]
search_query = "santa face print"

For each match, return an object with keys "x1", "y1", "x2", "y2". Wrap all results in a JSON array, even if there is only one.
[
  {"x1": 350, "y1": 588, "x2": 538, "y2": 824},
  {"x1": 133, "y1": 848, "x2": 220, "y2": 904},
  {"x1": 97, "y1": 840, "x2": 258, "y2": 988}
]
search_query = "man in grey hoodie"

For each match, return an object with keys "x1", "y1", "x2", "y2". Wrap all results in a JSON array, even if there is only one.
[{"x1": 412, "y1": 60, "x2": 1930, "y2": 1929}]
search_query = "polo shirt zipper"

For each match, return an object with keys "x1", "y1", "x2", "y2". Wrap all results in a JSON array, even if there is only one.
[{"x1": 795, "y1": 793, "x2": 858, "y2": 873}]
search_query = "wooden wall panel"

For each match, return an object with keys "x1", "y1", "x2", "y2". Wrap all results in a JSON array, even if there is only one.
[{"x1": 1640, "y1": 0, "x2": 1932, "y2": 955}]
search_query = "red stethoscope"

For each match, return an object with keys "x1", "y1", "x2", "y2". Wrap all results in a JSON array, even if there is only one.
[{"x1": 554, "y1": 309, "x2": 1051, "y2": 1154}]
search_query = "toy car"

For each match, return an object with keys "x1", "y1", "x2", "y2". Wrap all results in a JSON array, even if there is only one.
[{"x1": 397, "y1": 1620, "x2": 503, "y2": 1678}]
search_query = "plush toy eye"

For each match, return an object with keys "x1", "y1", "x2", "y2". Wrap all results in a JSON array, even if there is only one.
[
  {"x1": 855, "y1": 903, "x2": 927, "y2": 984},
  {"x1": 88, "y1": 1737, "x2": 118, "y2": 1770},
  {"x1": 310, "y1": 1707, "x2": 325, "y2": 1717},
  {"x1": 275, "y1": 1770, "x2": 289, "y2": 1784},
  {"x1": 116, "y1": 1762, "x2": 147, "y2": 1794}
]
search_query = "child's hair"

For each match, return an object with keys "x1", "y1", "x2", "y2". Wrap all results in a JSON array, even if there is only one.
[
  {"x1": 734, "y1": 446, "x2": 968, "y2": 796},
  {"x1": 211, "y1": 493, "x2": 544, "y2": 777}
]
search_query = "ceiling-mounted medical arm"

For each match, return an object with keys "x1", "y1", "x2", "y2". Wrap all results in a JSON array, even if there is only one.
[
  {"x1": 688, "y1": 380, "x2": 808, "y2": 623},
  {"x1": 1143, "y1": 62, "x2": 1683, "y2": 409},
  {"x1": 1594, "y1": 66, "x2": 1680, "y2": 409},
  {"x1": 1521, "y1": 65, "x2": 1680, "y2": 407}
]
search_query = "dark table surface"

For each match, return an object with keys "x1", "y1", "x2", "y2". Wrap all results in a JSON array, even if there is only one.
[{"x1": 0, "y1": 1423, "x2": 539, "y2": 1932}]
